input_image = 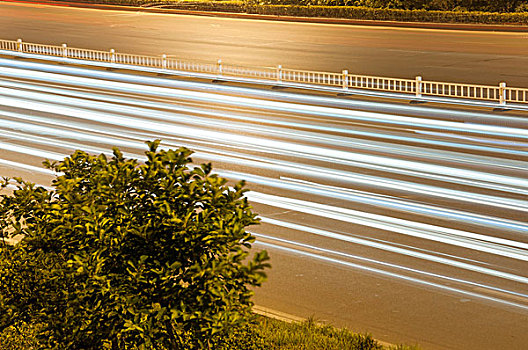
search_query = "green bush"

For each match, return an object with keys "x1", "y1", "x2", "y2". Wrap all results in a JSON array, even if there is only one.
[
  {"x1": 0, "y1": 322, "x2": 39, "y2": 350},
  {"x1": 240, "y1": 4, "x2": 528, "y2": 24},
  {"x1": 0, "y1": 141, "x2": 269, "y2": 349},
  {"x1": 0, "y1": 315, "x2": 419, "y2": 350},
  {"x1": 50, "y1": 0, "x2": 528, "y2": 24},
  {"x1": 256, "y1": 316, "x2": 385, "y2": 349}
]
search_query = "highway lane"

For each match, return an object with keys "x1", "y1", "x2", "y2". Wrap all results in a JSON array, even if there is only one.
[
  {"x1": 3, "y1": 1, "x2": 528, "y2": 87},
  {"x1": 0, "y1": 58, "x2": 527, "y2": 349}
]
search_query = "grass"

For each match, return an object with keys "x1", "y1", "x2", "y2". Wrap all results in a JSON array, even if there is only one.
[
  {"x1": 48, "y1": 0, "x2": 528, "y2": 25},
  {"x1": 0, "y1": 315, "x2": 419, "y2": 350},
  {"x1": 255, "y1": 316, "x2": 420, "y2": 350}
]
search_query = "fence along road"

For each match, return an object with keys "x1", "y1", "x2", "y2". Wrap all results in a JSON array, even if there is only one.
[
  {"x1": 3, "y1": 38, "x2": 528, "y2": 108},
  {"x1": 0, "y1": 55, "x2": 527, "y2": 350},
  {"x1": 3, "y1": 0, "x2": 528, "y2": 87}
]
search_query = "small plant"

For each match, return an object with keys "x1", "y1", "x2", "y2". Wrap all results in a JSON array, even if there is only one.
[
  {"x1": 0, "y1": 141, "x2": 269, "y2": 349},
  {"x1": 516, "y1": 3, "x2": 528, "y2": 12}
]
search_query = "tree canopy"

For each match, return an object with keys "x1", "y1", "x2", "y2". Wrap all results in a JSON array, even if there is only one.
[
  {"x1": 251, "y1": 0, "x2": 528, "y2": 13},
  {"x1": 0, "y1": 141, "x2": 269, "y2": 349}
]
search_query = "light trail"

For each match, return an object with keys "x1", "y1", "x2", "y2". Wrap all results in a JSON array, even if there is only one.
[
  {"x1": 1, "y1": 123, "x2": 527, "y2": 239},
  {"x1": 3, "y1": 138, "x2": 527, "y2": 265},
  {"x1": 0, "y1": 59, "x2": 526, "y2": 319},
  {"x1": 230, "y1": 173, "x2": 528, "y2": 233},
  {"x1": 0, "y1": 93, "x2": 527, "y2": 196},
  {"x1": 1, "y1": 77, "x2": 527, "y2": 160},
  {"x1": 247, "y1": 192, "x2": 528, "y2": 260},
  {"x1": 1, "y1": 80, "x2": 526, "y2": 173},
  {"x1": 1, "y1": 113, "x2": 526, "y2": 216},
  {"x1": 0, "y1": 57, "x2": 526, "y2": 128},
  {"x1": 254, "y1": 240, "x2": 528, "y2": 311},
  {"x1": 257, "y1": 217, "x2": 528, "y2": 284},
  {"x1": 0, "y1": 65, "x2": 527, "y2": 140},
  {"x1": 3, "y1": 124, "x2": 526, "y2": 236}
]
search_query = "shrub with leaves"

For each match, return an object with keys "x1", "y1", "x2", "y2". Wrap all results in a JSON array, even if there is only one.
[{"x1": 0, "y1": 141, "x2": 269, "y2": 349}]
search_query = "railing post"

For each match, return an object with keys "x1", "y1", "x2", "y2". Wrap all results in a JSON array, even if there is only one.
[
  {"x1": 499, "y1": 82, "x2": 507, "y2": 105},
  {"x1": 416, "y1": 76, "x2": 422, "y2": 98},
  {"x1": 62, "y1": 44, "x2": 67, "y2": 58},
  {"x1": 342, "y1": 70, "x2": 348, "y2": 91},
  {"x1": 110, "y1": 49, "x2": 115, "y2": 63},
  {"x1": 277, "y1": 65, "x2": 282, "y2": 82},
  {"x1": 162, "y1": 54, "x2": 167, "y2": 69},
  {"x1": 217, "y1": 59, "x2": 222, "y2": 75},
  {"x1": 17, "y1": 38, "x2": 22, "y2": 52}
]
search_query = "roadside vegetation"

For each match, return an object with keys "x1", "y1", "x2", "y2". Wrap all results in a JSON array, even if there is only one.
[
  {"x1": 0, "y1": 142, "x2": 418, "y2": 349},
  {"x1": 0, "y1": 315, "x2": 420, "y2": 349},
  {"x1": 48, "y1": 0, "x2": 528, "y2": 25},
  {"x1": 0, "y1": 141, "x2": 269, "y2": 349}
]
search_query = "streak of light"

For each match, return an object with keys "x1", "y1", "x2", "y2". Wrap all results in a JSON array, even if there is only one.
[
  {"x1": 3, "y1": 137, "x2": 527, "y2": 259},
  {"x1": 0, "y1": 57, "x2": 526, "y2": 127},
  {"x1": 1, "y1": 118, "x2": 527, "y2": 233},
  {"x1": 2, "y1": 113, "x2": 528, "y2": 224},
  {"x1": 0, "y1": 112, "x2": 527, "y2": 215},
  {"x1": 0, "y1": 79, "x2": 525, "y2": 170},
  {"x1": 0, "y1": 92, "x2": 526, "y2": 195},
  {"x1": 221, "y1": 171, "x2": 528, "y2": 233},
  {"x1": 247, "y1": 192, "x2": 528, "y2": 260},
  {"x1": 258, "y1": 217, "x2": 528, "y2": 284},
  {"x1": 254, "y1": 239, "x2": 528, "y2": 311},
  {"x1": 279, "y1": 176, "x2": 528, "y2": 232},
  {"x1": 0, "y1": 65, "x2": 527, "y2": 140},
  {"x1": 0, "y1": 158, "x2": 55, "y2": 175}
]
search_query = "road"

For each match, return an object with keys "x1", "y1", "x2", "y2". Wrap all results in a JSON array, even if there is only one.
[
  {"x1": 2, "y1": 1, "x2": 528, "y2": 86},
  {"x1": 0, "y1": 56, "x2": 527, "y2": 349},
  {"x1": 2, "y1": 3, "x2": 528, "y2": 349}
]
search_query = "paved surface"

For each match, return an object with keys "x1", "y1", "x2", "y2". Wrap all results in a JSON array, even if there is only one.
[
  {"x1": 3, "y1": 1, "x2": 528, "y2": 86},
  {"x1": 0, "y1": 57, "x2": 526, "y2": 349},
  {"x1": 1, "y1": 3, "x2": 528, "y2": 349},
  {"x1": 7, "y1": 0, "x2": 528, "y2": 32}
]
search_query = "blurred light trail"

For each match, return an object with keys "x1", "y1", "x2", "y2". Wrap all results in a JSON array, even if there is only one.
[
  {"x1": 247, "y1": 192, "x2": 528, "y2": 260},
  {"x1": 0, "y1": 57, "x2": 526, "y2": 350},
  {"x1": 0, "y1": 57, "x2": 526, "y2": 128},
  {"x1": 1, "y1": 77, "x2": 527, "y2": 160},
  {"x1": 1, "y1": 92, "x2": 526, "y2": 195},
  {"x1": 254, "y1": 239, "x2": 528, "y2": 311},
  {"x1": 0, "y1": 65, "x2": 528, "y2": 140},
  {"x1": 0, "y1": 80, "x2": 526, "y2": 170},
  {"x1": 258, "y1": 218, "x2": 528, "y2": 284},
  {"x1": 1, "y1": 114, "x2": 526, "y2": 216},
  {"x1": 2, "y1": 119, "x2": 528, "y2": 236}
]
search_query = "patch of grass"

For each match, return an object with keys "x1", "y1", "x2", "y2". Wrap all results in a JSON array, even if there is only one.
[
  {"x1": 257, "y1": 316, "x2": 381, "y2": 349},
  {"x1": 254, "y1": 316, "x2": 419, "y2": 350},
  {"x1": 0, "y1": 323, "x2": 39, "y2": 350},
  {"x1": 48, "y1": 0, "x2": 528, "y2": 25},
  {"x1": 0, "y1": 315, "x2": 419, "y2": 350}
]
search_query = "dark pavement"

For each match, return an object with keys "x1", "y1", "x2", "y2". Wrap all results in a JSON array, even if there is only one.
[
  {"x1": 1, "y1": 3, "x2": 528, "y2": 349},
  {"x1": 2, "y1": 1, "x2": 528, "y2": 86},
  {"x1": 0, "y1": 57, "x2": 526, "y2": 349}
]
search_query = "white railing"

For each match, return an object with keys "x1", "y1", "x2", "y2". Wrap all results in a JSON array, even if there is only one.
[
  {"x1": 222, "y1": 63, "x2": 276, "y2": 80},
  {"x1": 0, "y1": 38, "x2": 525, "y2": 106},
  {"x1": 505, "y1": 87, "x2": 528, "y2": 104},
  {"x1": 348, "y1": 74, "x2": 416, "y2": 94},
  {"x1": 282, "y1": 69, "x2": 343, "y2": 87},
  {"x1": 0, "y1": 40, "x2": 18, "y2": 52}
]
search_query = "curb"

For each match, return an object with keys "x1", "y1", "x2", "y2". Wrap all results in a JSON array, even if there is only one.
[
  {"x1": 252, "y1": 305, "x2": 395, "y2": 348},
  {"x1": 4, "y1": 50, "x2": 527, "y2": 112},
  {"x1": 4, "y1": 0, "x2": 528, "y2": 32},
  {"x1": 252, "y1": 305, "x2": 305, "y2": 323}
]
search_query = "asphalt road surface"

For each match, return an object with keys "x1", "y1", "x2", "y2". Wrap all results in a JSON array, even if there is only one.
[
  {"x1": 1, "y1": 3, "x2": 528, "y2": 349},
  {"x1": 2, "y1": 1, "x2": 528, "y2": 86},
  {"x1": 0, "y1": 56, "x2": 527, "y2": 349}
]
